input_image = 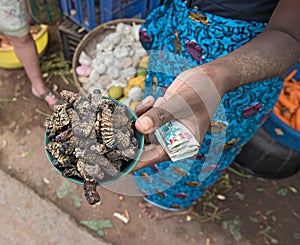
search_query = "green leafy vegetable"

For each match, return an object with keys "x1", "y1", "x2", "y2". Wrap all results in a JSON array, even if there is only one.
[
  {"x1": 276, "y1": 187, "x2": 288, "y2": 197},
  {"x1": 80, "y1": 220, "x2": 113, "y2": 237},
  {"x1": 56, "y1": 180, "x2": 73, "y2": 199},
  {"x1": 222, "y1": 215, "x2": 242, "y2": 241},
  {"x1": 70, "y1": 194, "x2": 82, "y2": 208}
]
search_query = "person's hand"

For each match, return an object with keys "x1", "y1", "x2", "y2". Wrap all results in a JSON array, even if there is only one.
[{"x1": 132, "y1": 66, "x2": 227, "y2": 171}]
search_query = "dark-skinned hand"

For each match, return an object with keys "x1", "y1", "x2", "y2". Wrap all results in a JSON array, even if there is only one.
[{"x1": 132, "y1": 66, "x2": 227, "y2": 171}]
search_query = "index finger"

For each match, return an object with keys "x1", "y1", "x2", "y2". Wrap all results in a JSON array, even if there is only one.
[
  {"x1": 135, "y1": 105, "x2": 173, "y2": 134},
  {"x1": 134, "y1": 96, "x2": 155, "y2": 117},
  {"x1": 132, "y1": 144, "x2": 169, "y2": 171},
  {"x1": 135, "y1": 90, "x2": 197, "y2": 134}
]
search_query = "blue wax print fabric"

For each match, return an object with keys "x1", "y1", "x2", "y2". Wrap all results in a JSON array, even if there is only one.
[{"x1": 133, "y1": 0, "x2": 283, "y2": 210}]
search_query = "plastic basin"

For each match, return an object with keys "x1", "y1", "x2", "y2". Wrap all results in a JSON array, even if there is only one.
[
  {"x1": 0, "y1": 24, "x2": 48, "y2": 69},
  {"x1": 263, "y1": 112, "x2": 300, "y2": 151}
]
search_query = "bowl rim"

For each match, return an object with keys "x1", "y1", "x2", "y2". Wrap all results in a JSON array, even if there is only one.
[
  {"x1": 44, "y1": 96, "x2": 144, "y2": 186},
  {"x1": 263, "y1": 111, "x2": 300, "y2": 151},
  {"x1": 269, "y1": 112, "x2": 300, "y2": 137}
]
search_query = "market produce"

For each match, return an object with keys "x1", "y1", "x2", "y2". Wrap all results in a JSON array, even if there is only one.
[
  {"x1": 273, "y1": 69, "x2": 300, "y2": 131},
  {"x1": 74, "y1": 21, "x2": 149, "y2": 112},
  {"x1": 76, "y1": 22, "x2": 147, "y2": 93},
  {"x1": 108, "y1": 86, "x2": 123, "y2": 99}
]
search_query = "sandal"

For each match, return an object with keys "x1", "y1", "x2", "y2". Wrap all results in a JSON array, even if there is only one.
[{"x1": 32, "y1": 87, "x2": 64, "y2": 110}]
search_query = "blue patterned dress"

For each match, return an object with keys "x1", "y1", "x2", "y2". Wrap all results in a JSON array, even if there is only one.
[{"x1": 133, "y1": 0, "x2": 284, "y2": 210}]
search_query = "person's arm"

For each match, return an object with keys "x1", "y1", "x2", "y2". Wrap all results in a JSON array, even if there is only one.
[
  {"x1": 209, "y1": 0, "x2": 300, "y2": 95},
  {"x1": 133, "y1": 0, "x2": 300, "y2": 170}
]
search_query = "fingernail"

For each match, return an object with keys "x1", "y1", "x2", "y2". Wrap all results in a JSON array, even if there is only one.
[
  {"x1": 142, "y1": 96, "x2": 152, "y2": 105},
  {"x1": 138, "y1": 116, "x2": 153, "y2": 132},
  {"x1": 154, "y1": 97, "x2": 163, "y2": 106}
]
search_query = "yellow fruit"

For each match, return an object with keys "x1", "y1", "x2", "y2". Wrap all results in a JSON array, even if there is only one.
[
  {"x1": 123, "y1": 87, "x2": 131, "y2": 97},
  {"x1": 136, "y1": 67, "x2": 147, "y2": 76},
  {"x1": 127, "y1": 77, "x2": 137, "y2": 87},
  {"x1": 108, "y1": 86, "x2": 123, "y2": 99},
  {"x1": 139, "y1": 56, "x2": 149, "y2": 69},
  {"x1": 119, "y1": 96, "x2": 127, "y2": 102},
  {"x1": 139, "y1": 82, "x2": 145, "y2": 89},
  {"x1": 118, "y1": 96, "x2": 131, "y2": 107},
  {"x1": 136, "y1": 75, "x2": 146, "y2": 87},
  {"x1": 128, "y1": 76, "x2": 145, "y2": 88},
  {"x1": 132, "y1": 79, "x2": 142, "y2": 87},
  {"x1": 130, "y1": 100, "x2": 140, "y2": 111}
]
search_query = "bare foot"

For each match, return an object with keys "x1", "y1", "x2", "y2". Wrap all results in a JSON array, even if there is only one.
[
  {"x1": 32, "y1": 87, "x2": 63, "y2": 109},
  {"x1": 139, "y1": 201, "x2": 193, "y2": 221}
]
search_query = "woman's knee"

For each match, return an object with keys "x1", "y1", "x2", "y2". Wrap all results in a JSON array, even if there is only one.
[{"x1": 5, "y1": 33, "x2": 33, "y2": 48}]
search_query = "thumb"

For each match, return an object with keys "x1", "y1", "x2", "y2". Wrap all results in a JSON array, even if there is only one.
[{"x1": 135, "y1": 97, "x2": 174, "y2": 134}]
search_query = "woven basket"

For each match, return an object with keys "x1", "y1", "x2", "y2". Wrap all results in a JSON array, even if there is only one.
[{"x1": 72, "y1": 18, "x2": 145, "y2": 94}]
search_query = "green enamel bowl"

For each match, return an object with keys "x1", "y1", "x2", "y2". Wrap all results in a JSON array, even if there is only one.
[{"x1": 44, "y1": 97, "x2": 144, "y2": 186}]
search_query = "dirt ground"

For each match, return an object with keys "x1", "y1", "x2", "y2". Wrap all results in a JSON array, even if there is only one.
[{"x1": 0, "y1": 26, "x2": 299, "y2": 245}]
